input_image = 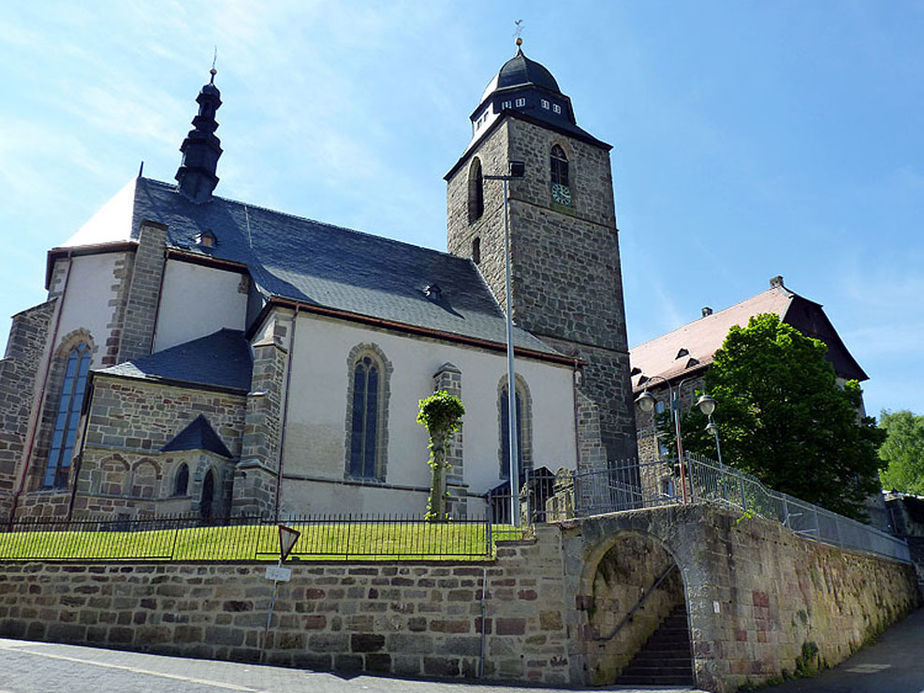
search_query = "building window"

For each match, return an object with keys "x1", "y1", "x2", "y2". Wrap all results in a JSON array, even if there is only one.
[
  {"x1": 44, "y1": 342, "x2": 91, "y2": 488},
  {"x1": 472, "y1": 236, "x2": 481, "y2": 264},
  {"x1": 174, "y1": 463, "x2": 189, "y2": 496},
  {"x1": 541, "y1": 99, "x2": 550, "y2": 109},
  {"x1": 468, "y1": 157, "x2": 484, "y2": 223},
  {"x1": 502, "y1": 100, "x2": 512, "y2": 109},
  {"x1": 498, "y1": 375, "x2": 532, "y2": 480},
  {"x1": 515, "y1": 97, "x2": 526, "y2": 107},
  {"x1": 345, "y1": 344, "x2": 392, "y2": 482},
  {"x1": 552, "y1": 103, "x2": 562, "y2": 114},
  {"x1": 550, "y1": 144, "x2": 572, "y2": 208}
]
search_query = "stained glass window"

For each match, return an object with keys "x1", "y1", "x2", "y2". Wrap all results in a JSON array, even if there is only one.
[
  {"x1": 44, "y1": 342, "x2": 91, "y2": 488},
  {"x1": 349, "y1": 356, "x2": 380, "y2": 479}
]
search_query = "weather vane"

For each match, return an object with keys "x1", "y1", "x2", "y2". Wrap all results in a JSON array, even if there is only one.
[
  {"x1": 514, "y1": 19, "x2": 524, "y2": 48},
  {"x1": 210, "y1": 46, "x2": 218, "y2": 82}
]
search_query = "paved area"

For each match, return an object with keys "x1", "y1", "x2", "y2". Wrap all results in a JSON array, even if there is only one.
[
  {"x1": 0, "y1": 638, "x2": 703, "y2": 693},
  {"x1": 762, "y1": 606, "x2": 924, "y2": 693}
]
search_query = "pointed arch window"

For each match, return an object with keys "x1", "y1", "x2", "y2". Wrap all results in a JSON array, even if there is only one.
[
  {"x1": 345, "y1": 346, "x2": 393, "y2": 481},
  {"x1": 498, "y1": 376, "x2": 532, "y2": 481},
  {"x1": 44, "y1": 342, "x2": 91, "y2": 488},
  {"x1": 550, "y1": 145, "x2": 572, "y2": 208},
  {"x1": 468, "y1": 158, "x2": 484, "y2": 223},
  {"x1": 174, "y1": 463, "x2": 190, "y2": 496}
]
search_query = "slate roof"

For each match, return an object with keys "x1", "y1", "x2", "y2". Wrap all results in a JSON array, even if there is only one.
[
  {"x1": 630, "y1": 281, "x2": 868, "y2": 391},
  {"x1": 480, "y1": 48, "x2": 562, "y2": 102},
  {"x1": 96, "y1": 328, "x2": 252, "y2": 392},
  {"x1": 161, "y1": 414, "x2": 232, "y2": 458},
  {"x1": 64, "y1": 177, "x2": 561, "y2": 358}
]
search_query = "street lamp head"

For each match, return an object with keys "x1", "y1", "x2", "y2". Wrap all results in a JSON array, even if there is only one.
[
  {"x1": 509, "y1": 161, "x2": 525, "y2": 178},
  {"x1": 696, "y1": 393, "x2": 716, "y2": 416},
  {"x1": 635, "y1": 389, "x2": 656, "y2": 413},
  {"x1": 705, "y1": 420, "x2": 718, "y2": 437}
]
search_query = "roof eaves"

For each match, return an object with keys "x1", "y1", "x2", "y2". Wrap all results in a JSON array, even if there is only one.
[{"x1": 92, "y1": 369, "x2": 250, "y2": 396}]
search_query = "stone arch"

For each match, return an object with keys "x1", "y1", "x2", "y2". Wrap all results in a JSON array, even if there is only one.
[
  {"x1": 579, "y1": 530, "x2": 693, "y2": 687},
  {"x1": 129, "y1": 458, "x2": 161, "y2": 499},
  {"x1": 96, "y1": 455, "x2": 129, "y2": 496}
]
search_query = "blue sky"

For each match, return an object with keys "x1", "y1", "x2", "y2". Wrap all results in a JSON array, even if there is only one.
[{"x1": 1, "y1": 1, "x2": 922, "y2": 418}]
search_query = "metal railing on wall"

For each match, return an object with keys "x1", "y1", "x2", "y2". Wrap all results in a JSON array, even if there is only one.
[
  {"x1": 0, "y1": 513, "x2": 497, "y2": 562},
  {"x1": 569, "y1": 454, "x2": 911, "y2": 564}
]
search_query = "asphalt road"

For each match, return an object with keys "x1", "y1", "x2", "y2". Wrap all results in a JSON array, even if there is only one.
[{"x1": 1, "y1": 609, "x2": 921, "y2": 693}]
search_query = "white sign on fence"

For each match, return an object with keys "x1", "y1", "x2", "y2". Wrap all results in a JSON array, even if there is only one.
[{"x1": 265, "y1": 565, "x2": 292, "y2": 582}]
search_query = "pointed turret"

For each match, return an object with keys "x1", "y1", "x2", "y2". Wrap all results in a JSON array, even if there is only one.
[{"x1": 175, "y1": 68, "x2": 223, "y2": 203}]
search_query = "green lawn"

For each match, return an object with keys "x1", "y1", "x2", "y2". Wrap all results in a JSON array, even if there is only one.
[{"x1": 0, "y1": 521, "x2": 525, "y2": 562}]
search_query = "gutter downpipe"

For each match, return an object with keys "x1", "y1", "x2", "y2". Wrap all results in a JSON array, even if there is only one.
[
  {"x1": 273, "y1": 306, "x2": 298, "y2": 523},
  {"x1": 9, "y1": 250, "x2": 73, "y2": 523}
]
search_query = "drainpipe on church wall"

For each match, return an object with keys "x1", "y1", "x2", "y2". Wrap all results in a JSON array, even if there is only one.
[
  {"x1": 273, "y1": 306, "x2": 298, "y2": 522},
  {"x1": 10, "y1": 251, "x2": 74, "y2": 522}
]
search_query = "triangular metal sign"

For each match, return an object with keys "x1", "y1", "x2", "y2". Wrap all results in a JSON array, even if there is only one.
[{"x1": 278, "y1": 524, "x2": 301, "y2": 562}]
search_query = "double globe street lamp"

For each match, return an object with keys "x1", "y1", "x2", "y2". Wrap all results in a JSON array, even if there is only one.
[{"x1": 635, "y1": 378, "x2": 718, "y2": 504}]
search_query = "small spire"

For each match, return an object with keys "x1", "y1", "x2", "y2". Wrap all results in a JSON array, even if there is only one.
[{"x1": 175, "y1": 67, "x2": 223, "y2": 203}]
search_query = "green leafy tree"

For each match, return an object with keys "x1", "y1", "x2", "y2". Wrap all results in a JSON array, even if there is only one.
[
  {"x1": 675, "y1": 314, "x2": 885, "y2": 519},
  {"x1": 417, "y1": 391, "x2": 465, "y2": 522},
  {"x1": 878, "y1": 410, "x2": 924, "y2": 494}
]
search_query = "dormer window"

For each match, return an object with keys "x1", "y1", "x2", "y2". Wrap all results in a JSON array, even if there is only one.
[
  {"x1": 502, "y1": 100, "x2": 512, "y2": 109},
  {"x1": 541, "y1": 99, "x2": 550, "y2": 109},
  {"x1": 552, "y1": 103, "x2": 561, "y2": 114},
  {"x1": 196, "y1": 230, "x2": 217, "y2": 247},
  {"x1": 675, "y1": 348, "x2": 689, "y2": 359},
  {"x1": 515, "y1": 97, "x2": 526, "y2": 107}
]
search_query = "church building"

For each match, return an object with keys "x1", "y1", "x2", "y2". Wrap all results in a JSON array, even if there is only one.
[{"x1": 0, "y1": 43, "x2": 636, "y2": 522}]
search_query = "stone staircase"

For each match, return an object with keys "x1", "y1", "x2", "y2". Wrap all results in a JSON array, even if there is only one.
[{"x1": 615, "y1": 605, "x2": 694, "y2": 687}]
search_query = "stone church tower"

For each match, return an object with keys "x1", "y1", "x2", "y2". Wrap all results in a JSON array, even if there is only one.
[{"x1": 446, "y1": 42, "x2": 637, "y2": 465}]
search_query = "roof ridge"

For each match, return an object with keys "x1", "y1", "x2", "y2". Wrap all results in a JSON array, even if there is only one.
[
  {"x1": 631, "y1": 286, "x2": 795, "y2": 350},
  {"x1": 138, "y1": 177, "x2": 470, "y2": 265}
]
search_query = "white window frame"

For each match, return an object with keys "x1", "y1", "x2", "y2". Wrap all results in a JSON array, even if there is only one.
[
  {"x1": 552, "y1": 103, "x2": 562, "y2": 114},
  {"x1": 515, "y1": 97, "x2": 526, "y2": 107}
]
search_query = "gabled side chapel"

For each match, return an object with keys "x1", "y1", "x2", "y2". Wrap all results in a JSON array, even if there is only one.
[{"x1": 0, "y1": 44, "x2": 636, "y2": 522}]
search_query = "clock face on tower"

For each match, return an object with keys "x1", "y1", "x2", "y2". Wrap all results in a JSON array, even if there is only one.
[{"x1": 551, "y1": 182, "x2": 572, "y2": 207}]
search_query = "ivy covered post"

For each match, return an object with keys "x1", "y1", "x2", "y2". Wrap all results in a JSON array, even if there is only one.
[{"x1": 417, "y1": 390, "x2": 465, "y2": 522}]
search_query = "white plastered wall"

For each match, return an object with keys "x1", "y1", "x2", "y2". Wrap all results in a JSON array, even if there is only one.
[
  {"x1": 277, "y1": 312, "x2": 577, "y2": 516},
  {"x1": 153, "y1": 260, "x2": 247, "y2": 352},
  {"x1": 54, "y1": 252, "x2": 126, "y2": 369}
]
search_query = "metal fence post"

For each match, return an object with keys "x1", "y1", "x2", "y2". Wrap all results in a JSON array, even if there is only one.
[
  {"x1": 739, "y1": 476, "x2": 747, "y2": 511},
  {"x1": 781, "y1": 496, "x2": 790, "y2": 529}
]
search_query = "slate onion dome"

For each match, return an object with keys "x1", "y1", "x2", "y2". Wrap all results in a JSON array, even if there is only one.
[
  {"x1": 470, "y1": 38, "x2": 579, "y2": 137},
  {"x1": 175, "y1": 67, "x2": 223, "y2": 203}
]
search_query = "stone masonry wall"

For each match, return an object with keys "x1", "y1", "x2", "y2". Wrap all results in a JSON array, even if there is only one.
[
  {"x1": 0, "y1": 301, "x2": 55, "y2": 521},
  {"x1": 117, "y1": 221, "x2": 168, "y2": 364},
  {"x1": 0, "y1": 527, "x2": 571, "y2": 685},
  {"x1": 564, "y1": 506, "x2": 921, "y2": 692},
  {"x1": 67, "y1": 376, "x2": 246, "y2": 518},
  {"x1": 446, "y1": 117, "x2": 636, "y2": 463}
]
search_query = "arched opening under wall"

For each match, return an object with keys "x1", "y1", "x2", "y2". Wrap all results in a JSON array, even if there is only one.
[
  {"x1": 582, "y1": 532, "x2": 693, "y2": 687},
  {"x1": 200, "y1": 469, "x2": 215, "y2": 520}
]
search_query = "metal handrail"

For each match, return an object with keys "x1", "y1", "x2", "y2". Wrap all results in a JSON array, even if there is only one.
[{"x1": 593, "y1": 563, "x2": 677, "y2": 641}]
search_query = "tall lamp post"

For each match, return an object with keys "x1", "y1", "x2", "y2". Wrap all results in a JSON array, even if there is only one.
[
  {"x1": 484, "y1": 160, "x2": 525, "y2": 526},
  {"x1": 635, "y1": 377, "x2": 716, "y2": 504}
]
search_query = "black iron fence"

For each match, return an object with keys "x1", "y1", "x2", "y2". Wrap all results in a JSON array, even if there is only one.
[{"x1": 0, "y1": 513, "x2": 499, "y2": 562}]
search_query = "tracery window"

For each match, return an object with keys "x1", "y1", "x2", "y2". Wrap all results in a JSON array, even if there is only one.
[
  {"x1": 345, "y1": 345, "x2": 391, "y2": 481},
  {"x1": 44, "y1": 342, "x2": 91, "y2": 488},
  {"x1": 498, "y1": 375, "x2": 532, "y2": 480},
  {"x1": 550, "y1": 145, "x2": 572, "y2": 207}
]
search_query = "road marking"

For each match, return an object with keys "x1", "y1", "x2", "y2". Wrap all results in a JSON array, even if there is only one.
[{"x1": 0, "y1": 646, "x2": 262, "y2": 691}]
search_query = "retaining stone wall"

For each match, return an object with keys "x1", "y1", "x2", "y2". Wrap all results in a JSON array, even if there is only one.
[{"x1": 0, "y1": 527, "x2": 571, "y2": 685}]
